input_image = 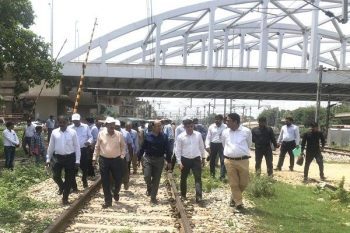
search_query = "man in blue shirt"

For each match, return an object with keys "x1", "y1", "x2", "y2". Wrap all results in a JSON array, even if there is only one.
[{"x1": 138, "y1": 120, "x2": 172, "y2": 204}]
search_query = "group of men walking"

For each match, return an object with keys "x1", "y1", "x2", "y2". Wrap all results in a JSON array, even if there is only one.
[{"x1": 2, "y1": 111, "x2": 326, "y2": 213}]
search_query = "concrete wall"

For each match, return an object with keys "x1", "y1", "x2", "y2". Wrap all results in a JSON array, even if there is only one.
[
  {"x1": 327, "y1": 128, "x2": 350, "y2": 147},
  {"x1": 34, "y1": 97, "x2": 57, "y2": 121}
]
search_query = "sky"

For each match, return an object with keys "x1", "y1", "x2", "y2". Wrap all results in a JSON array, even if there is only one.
[{"x1": 29, "y1": 0, "x2": 336, "y2": 118}]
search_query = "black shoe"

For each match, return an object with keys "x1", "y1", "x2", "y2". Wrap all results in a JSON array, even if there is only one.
[
  {"x1": 57, "y1": 188, "x2": 63, "y2": 195},
  {"x1": 146, "y1": 190, "x2": 151, "y2": 196},
  {"x1": 71, "y1": 188, "x2": 78, "y2": 193},
  {"x1": 83, "y1": 181, "x2": 88, "y2": 188},
  {"x1": 62, "y1": 199, "x2": 69, "y2": 205},
  {"x1": 274, "y1": 167, "x2": 281, "y2": 171},
  {"x1": 195, "y1": 196, "x2": 203, "y2": 203},
  {"x1": 289, "y1": 167, "x2": 294, "y2": 171},
  {"x1": 230, "y1": 199, "x2": 236, "y2": 207},
  {"x1": 124, "y1": 183, "x2": 129, "y2": 191},
  {"x1": 181, "y1": 195, "x2": 187, "y2": 201},
  {"x1": 114, "y1": 193, "x2": 120, "y2": 202},
  {"x1": 303, "y1": 177, "x2": 308, "y2": 183},
  {"x1": 150, "y1": 197, "x2": 158, "y2": 204},
  {"x1": 102, "y1": 203, "x2": 112, "y2": 208},
  {"x1": 219, "y1": 176, "x2": 225, "y2": 181},
  {"x1": 206, "y1": 155, "x2": 211, "y2": 162},
  {"x1": 235, "y1": 204, "x2": 245, "y2": 213},
  {"x1": 320, "y1": 176, "x2": 326, "y2": 181}
]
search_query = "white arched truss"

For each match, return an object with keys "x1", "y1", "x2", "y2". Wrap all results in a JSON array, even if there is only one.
[{"x1": 59, "y1": 0, "x2": 350, "y2": 71}]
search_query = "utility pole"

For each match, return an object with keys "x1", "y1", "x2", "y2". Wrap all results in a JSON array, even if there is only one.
[
  {"x1": 203, "y1": 106, "x2": 206, "y2": 119},
  {"x1": 50, "y1": 0, "x2": 54, "y2": 58},
  {"x1": 208, "y1": 103, "x2": 211, "y2": 115},
  {"x1": 224, "y1": 99, "x2": 227, "y2": 116},
  {"x1": 315, "y1": 65, "x2": 323, "y2": 124}
]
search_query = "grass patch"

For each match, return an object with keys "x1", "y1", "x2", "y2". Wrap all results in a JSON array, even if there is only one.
[
  {"x1": 247, "y1": 175, "x2": 276, "y2": 198},
  {"x1": 0, "y1": 163, "x2": 52, "y2": 232},
  {"x1": 249, "y1": 179, "x2": 350, "y2": 233}
]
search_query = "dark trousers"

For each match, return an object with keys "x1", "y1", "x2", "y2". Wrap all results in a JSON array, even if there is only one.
[
  {"x1": 47, "y1": 128, "x2": 53, "y2": 142},
  {"x1": 210, "y1": 142, "x2": 226, "y2": 178},
  {"x1": 121, "y1": 158, "x2": 130, "y2": 186},
  {"x1": 99, "y1": 156, "x2": 123, "y2": 204},
  {"x1": 87, "y1": 146, "x2": 95, "y2": 177},
  {"x1": 143, "y1": 155, "x2": 164, "y2": 199},
  {"x1": 255, "y1": 146, "x2": 273, "y2": 176},
  {"x1": 72, "y1": 147, "x2": 89, "y2": 189},
  {"x1": 180, "y1": 156, "x2": 202, "y2": 198},
  {"x1": 277, "y1": 141, "x2": 296, "y2": 169},
  {"x1": 304, "y1": 151, "x2": 324, "y2": 179},
  {"x1": 4, "y1": 146, "x2": 15, "y2": 169},
  {"x1": 52, "y1": 153, "x2": 76, "y2": 201},
  {"x1": 22, "y1": 137, "x2": 32, "y2": 155}
]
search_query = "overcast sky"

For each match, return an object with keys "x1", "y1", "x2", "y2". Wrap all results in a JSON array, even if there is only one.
[{"x1": 29, "y1": 0, "x2": 333, "y2": 118}]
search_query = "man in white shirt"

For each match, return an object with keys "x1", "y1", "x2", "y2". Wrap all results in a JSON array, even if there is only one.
[
  {"x1": 176, "y1": 119, "x2": 205, "y2": 203},
  {"x1": 275, "y1": 117, "x2": 300, "y2": 172},
  {"x1": 205, "y1": 114, "x2": 227, "y2": 180},
  {"x1": 171, "y1": 116, "x2": 188, "y2": 171},
  {"x1": 69, "y1": 113, "x2": 93, "y2": 189},
  {"x1": 46, "y1": 116, "x2": 81, "y2": 205},
  {"x1": 3, "y1": 121, "x2": 20, "y2": 170},
  {"x1": 22, "y1": 119, "x2": 36, "y2": 156},
  {"x1": 222, "y1": 113, "x2": 252, "y2": 212}
]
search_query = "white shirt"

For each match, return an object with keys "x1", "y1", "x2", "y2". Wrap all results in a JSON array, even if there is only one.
[
  {"x1": 176, "y1": 131, "x2": 205, "y2": 164},
  {"x1": 277, "y1": 124, "x2": 300, "y2": 145},
  {"x1": 205, "y1": 123, "x2": 227, "y2": 148},
  {"x1": 24, "y1": 124, "x2": 36, "y2": 137},
  {"x1": 46, "y1": 128, "x2": 81, "y2": 163},
  {"x1": 46, "y1": 118, "x2": 55, "y2": 129},
  {"x1": 89, "y1": 124, "x2": 99, "y2": 143},
  {"x1": 68, "y1": 123, "x2": 93, "y2": 148},
  {"x1": 222, "y1": 126, "x2": 252, "y2": 158},
  {"x1": 3, "y1": 129, "x2": 19, "y2": 147}
]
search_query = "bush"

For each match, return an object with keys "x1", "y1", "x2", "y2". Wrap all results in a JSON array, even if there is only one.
[
  {"x1": 247, "y1": 175, "x2": 275, "y2": 198},
  {"x1": 330, "y1": 176, "x2": 350, "y2": 203}
]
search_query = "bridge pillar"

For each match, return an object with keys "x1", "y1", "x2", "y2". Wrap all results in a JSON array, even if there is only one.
[
  {"x1": 239, "y1": 33, "x2": 245, "y2": 68},
  {"x1": 308, "y1": 0, "x2": 320, "y2": 73},
  {"x1": 155, "y1": 21, "x2": 162, "y2": 67},
  {"x1": 340, "y1": 39, "x2": 347, "y2": 69},
  {"x1": 302, "y1": 31, "x2": 309, "y2": 69},
  {"x1": 246, "y1": 48, "x2": 251, "y2": 68},
  {"x1": 215, "y1": 49, "x2": 219, "y2": 67},
  {"x1": 201, "y1": 39, "x2": 205, "y2": 66},
  {"x1": 162, "y1": 48, "x2": 167, "y2": 65},
  {"x1": 183, "y1": 34, "x2": 188, "y2": 65},
  {"x1": 277, "y1": 33, "x2": 283, "y2": 69},
  {"x1": 223, "y1": 29, "x2": 229, "y2": 67},
  {"x1": 258, "y1": 0, "x2": 269, "y2": 72},
  {"x1": 142, "y1": 44, "x2": 146, "y2": 63},
  {"x1": 207, "y1": 7, "x2": 216, "y2": 69}
]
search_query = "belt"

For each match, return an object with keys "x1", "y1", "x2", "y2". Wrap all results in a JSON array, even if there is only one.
[
  {"x1": 100, "y1": 155, "x2": 121, "y2": 159},
  {"x1": 54, "y1": 152, "x2": 75, "y2": 157},
  {"x1": 224, "y1": 156, "x2": 250, "y2": 160}
]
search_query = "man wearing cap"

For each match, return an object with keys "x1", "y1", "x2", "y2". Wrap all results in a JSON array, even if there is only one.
[
  {"x1": 69, "y1": 113, "x2": 93, "y2": 189},
  {"x1": 205, "y1": 114, "x2": 227, "y2": 180},
  {"x1": 275, "y1": 117, "x2": 300, "y2": 171},
  {"x1": 138, "y1": 120, "x2": 172, "y2": 204},
  {"x1": 93, "y1": 117, "x2": 125, "y2": 208},
  {"x1": 176, "y1": 119, "x2": 205, "y2": 203},
  {"x1": 46, "y1": 116, "x2": 81, "y2": 205},
  {"x1": 222, "y1": 113, "x2": 252, "y2": 213}
]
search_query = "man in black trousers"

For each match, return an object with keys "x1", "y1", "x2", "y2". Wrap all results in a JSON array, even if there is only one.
[
  {"x1": 301, "y1": 122, "x2": 325, "y2": 182},
  {"x1": 252, "y1": 117, "x2": 278, "y2": 176}
]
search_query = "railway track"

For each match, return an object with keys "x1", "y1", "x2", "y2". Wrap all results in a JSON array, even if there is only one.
[
  {"x1": 44, "y1": 171, "x2": 197, "y2": 233},
  {"x1": 324, "y1": 147, "x2": 350, "y2": 157}
]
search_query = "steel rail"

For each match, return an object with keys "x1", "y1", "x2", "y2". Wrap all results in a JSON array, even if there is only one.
[
  {"x1": 166, "y1": 172, "x2": 193, "y2": 233},
  {"x1": 43, "y1": 177, "x2": 102, "y2": 233}
]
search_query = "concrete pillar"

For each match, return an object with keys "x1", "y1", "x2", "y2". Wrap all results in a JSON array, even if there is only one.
[
  {"x1": 340, "y1": 39, "x2": 347, "y2": 69},
  {"x1": 162, "y1": 49, "x2": 166, "y2": 65},
  {"x1": 239, "y1": 33, "x2": 245, "y2": 68},
  {"x1": 201, "y1": 39, "x2": 205, "y2": 66},
  {"x1": 308, "y1": 0, "x2": 320, "y2": 73},
  {"x1": 215, "y1": 49, "x2": 219, "y2": 66},
  {"x1": 258, "y1": 0, "x2": 269, "y2": 72},
  {"x1": 142, "y1": 45, "x2": 146, "y2": 63},
  {"x1": 183, "y1": 34, "x2": 188, "y2": 65},
  {"x1": 277, "y1": 33, "x2": 283, "y2": 69},
  {"x1": 223, "y1": 29, "x2": 229, "y2": 66},
  {"x1": 155, "y1": 21, "x2": 162, "y2": 67},
  {"x1": 207, "y1": 7, "x2": 216, "y2": 69},
  {"x1": 302, "y1": 31, "x2": 309, "y2": 69},
  {"x1": 246, "y1": 48, "x2": 251, "y2": 68}
]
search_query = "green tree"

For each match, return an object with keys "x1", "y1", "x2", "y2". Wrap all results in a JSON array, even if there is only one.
[{"x1": 0, "y1": 0, "x2": 61, "y2": 97}]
